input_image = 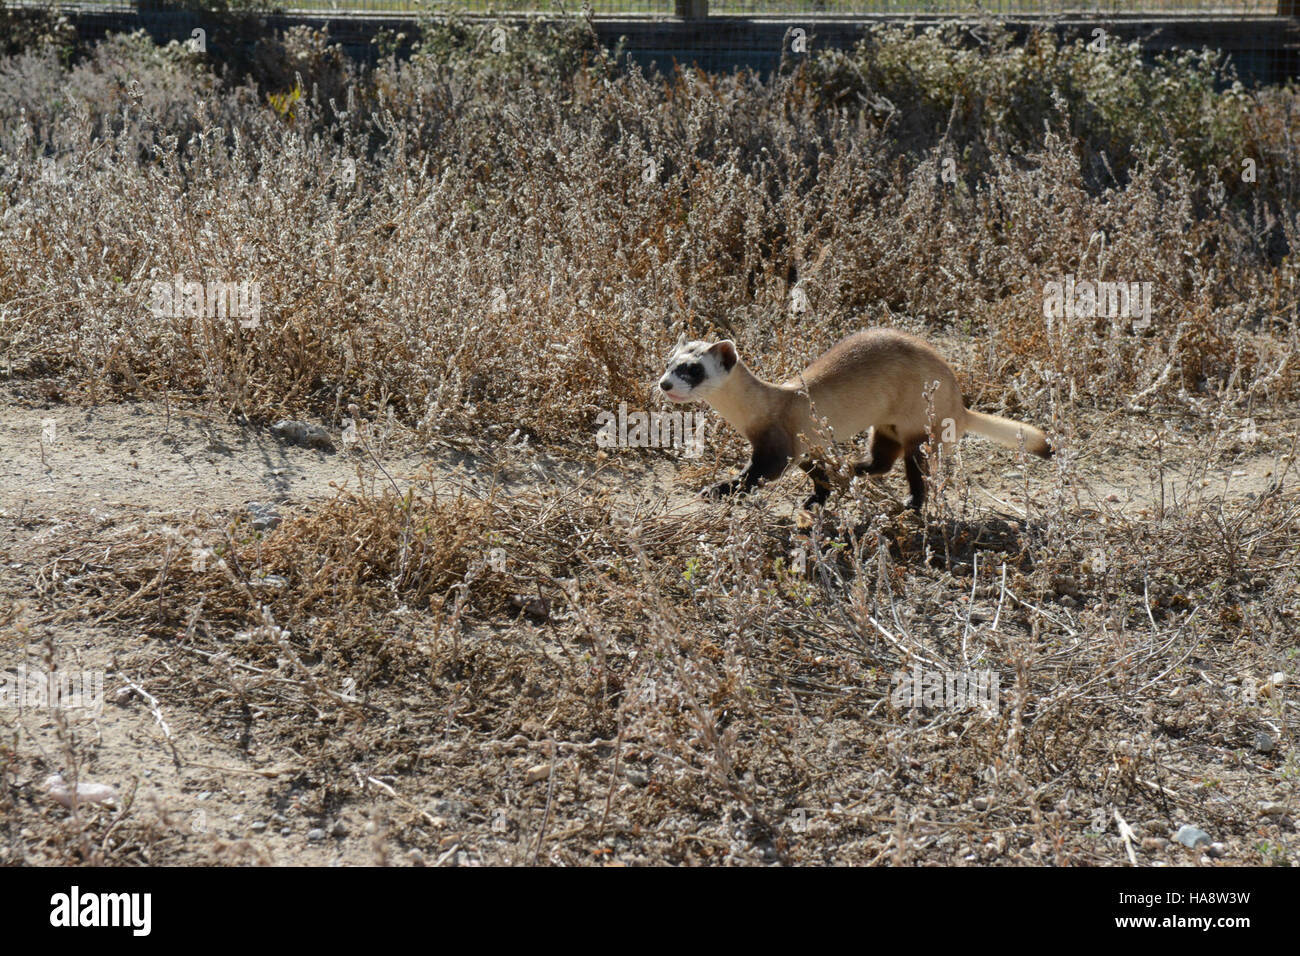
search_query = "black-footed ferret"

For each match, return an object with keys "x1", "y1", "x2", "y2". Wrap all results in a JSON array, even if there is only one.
[{"x1": 658, "y1": 329, "x2": 1052, "y2": 510}]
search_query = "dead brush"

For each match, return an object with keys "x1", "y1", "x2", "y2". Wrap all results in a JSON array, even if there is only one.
[
  {"x1": 4, "y1": 22, "x2": 1299, "y2": 446},
  {"x1": 9, "y1": 423, "x2": 1297, "y2": 863}
]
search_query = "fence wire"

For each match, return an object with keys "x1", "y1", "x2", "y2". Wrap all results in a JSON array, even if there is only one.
[{"x1": 11, "y1": 1, "x2": 1300, "y2": 82}]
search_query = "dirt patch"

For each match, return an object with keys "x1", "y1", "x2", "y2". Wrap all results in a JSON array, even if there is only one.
[{"x1": 2, "y1": 385, "x2": 1296, "y2": 866}]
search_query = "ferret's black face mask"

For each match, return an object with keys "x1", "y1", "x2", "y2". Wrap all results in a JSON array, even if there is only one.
[{"x1": 660, "y1": 340, "x2": 734, "y2": 402}]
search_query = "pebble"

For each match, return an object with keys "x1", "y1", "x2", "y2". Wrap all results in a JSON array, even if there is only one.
[
  {"x1": 1174, "y1": 825, "x2": 1212, "y2": 848},
  {"x1": 971, "y1": 796, "x2": 992, "y2": 811},
  {"x1": 1253, "y1": 731, "x2": 1277, "y2": 754},
  {"x1": 1258, "y1": 801, "x2": 1288, "y2": 818},
  {"x1": 246, "y1": 502, "x2": 282, "y2": 531},
  {"x1": 307, "y1": 828, "x2": 326, "y2": 842},
  {"x1": 46, "y1": 774, "x2": 117, "y2": 808},
  {"x1": 250, "y1": 821, "x2": 267, "y2": 832},
  {"x1": 270, "y1": 419, "x2": 335, "y2": 452},
  {"x1": 330, "y1": 820, "x2": 348, "y2": 838}
]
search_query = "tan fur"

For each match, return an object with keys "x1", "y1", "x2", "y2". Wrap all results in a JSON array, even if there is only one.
[{"x1": 707, "y1": 329, "x2": 1050, "y2": 460}]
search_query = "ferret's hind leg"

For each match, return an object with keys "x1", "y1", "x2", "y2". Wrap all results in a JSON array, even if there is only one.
[
  {"x1": 903, "y1": 437, "x2": 930, "y2": 511},
  {"x1": 854, "y1": 427, "x2": 902, "y2": 477}
]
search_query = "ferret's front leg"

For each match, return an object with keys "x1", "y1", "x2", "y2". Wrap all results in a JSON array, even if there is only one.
[{"x1": 703, "y1": 429, "x2": 793, "y2": 499}]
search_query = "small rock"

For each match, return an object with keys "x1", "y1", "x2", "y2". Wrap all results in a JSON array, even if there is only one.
[
  {"x1": 408, "y1": 848, "x2": 425, "y2": 866},
  {"x1": 280, "y1": 826, "x2": 291, "y2": 837},
  {"x1": 1258, "y1": 801, "x2": 1288, "y2": 818},
  {"x1": 307, "y1": 828, "x2": 326, "y2": 842},
  {"x1": 971, "y1": 796, "x2": 992, "y2": 811},
  {"x1": 246, "y1": 502, "x2": 282, "y2": 532},
  {"x1": 45, "y1": 774, "x2": 117, "y2": 809},
  {"x1": 524, "y1": 764, "x2": 551, "y2": 785},
  {"x1": 1174, "y1": 824, "x2": 1212, "y2": 848},
  {"x1": 271, "y1": 419, "x2": 335, "y2": 451},
  {"x1": 1207, "y1": 842, "x2": 1228, "y2": 858},
  {"x1": 510, "y1": 595, "x2": 550, "y2": 622},
  {"x1": 1140, "y1": 837, "x2": 1168, "y2": 852},
  {"x1": 1253, "y1": 731, "x2": 1276, "y2": 754},
  {"x1": 250, "y1": 821, "x2": 268, "y2": 832},
  {"x1": 330, "y1": 820, "x2": 348, "y2": 838}
]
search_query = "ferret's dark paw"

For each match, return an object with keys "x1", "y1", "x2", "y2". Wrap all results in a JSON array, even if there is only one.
[{"x1": 702, "y1": 480, "x2": 739, "y2": 500}]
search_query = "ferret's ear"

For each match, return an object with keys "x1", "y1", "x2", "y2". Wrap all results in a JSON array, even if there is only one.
[
  {"x1": 709, "y1": 340, "x2": 737, "y2": 372},
  {"x1": 675, "y1": 332, "x2": 686, "y2": 350}
]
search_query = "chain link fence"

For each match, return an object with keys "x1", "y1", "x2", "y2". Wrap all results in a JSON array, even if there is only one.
[
  {"x1": 14, "y1": 1, "x2": 1297, "y2": 13},
  {"x1": 9, "y1": 0, "x2": 1300, "y2": 80}
]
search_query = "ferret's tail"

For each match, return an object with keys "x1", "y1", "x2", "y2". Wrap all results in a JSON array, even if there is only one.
[{"x1": 963, "y1": 410, "x2": 1052, "y2": 459}]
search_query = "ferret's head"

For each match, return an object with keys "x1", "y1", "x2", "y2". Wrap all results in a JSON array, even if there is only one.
[{"x1": 658, "y1": 336, "x2": 738, "y2": 404}]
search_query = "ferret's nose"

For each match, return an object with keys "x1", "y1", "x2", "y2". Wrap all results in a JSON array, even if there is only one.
[{"x1": 659, "y1": 380, "x2": 673, "y2": 391}]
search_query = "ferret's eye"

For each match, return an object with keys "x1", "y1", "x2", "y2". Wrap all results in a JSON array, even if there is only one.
[{"x1": 676, "y1": 362, "x2": 705, "y2": 385}]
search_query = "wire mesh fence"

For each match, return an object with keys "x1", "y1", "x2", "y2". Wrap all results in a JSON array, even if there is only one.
[
  {"x1": 10, "y1": 0, "x2": 1299, "y2": 80},
  {"x1": 17, "y1": 1, "x2": 1299, "y2": 13}
]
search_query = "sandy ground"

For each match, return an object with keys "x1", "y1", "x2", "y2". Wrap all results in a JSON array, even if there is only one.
[{"x1": 1, "y1": 380, "x2": 1294, "y2": 864}]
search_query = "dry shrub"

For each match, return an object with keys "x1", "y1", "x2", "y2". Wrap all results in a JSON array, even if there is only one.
[
  {"x1": 2, "y1": 19, "x2": 1297, "y2": 448},
  {"x1": 18, "y1": 431, "x2": 1293, "y2": 863}
]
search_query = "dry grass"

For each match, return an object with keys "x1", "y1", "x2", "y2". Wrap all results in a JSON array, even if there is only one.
[{"x1": 1, "y1": 17, "x2": 1297, "y2": 865}]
